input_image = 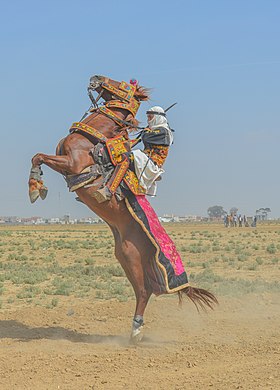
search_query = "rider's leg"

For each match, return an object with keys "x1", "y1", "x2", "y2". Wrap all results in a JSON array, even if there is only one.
[{"x1": 93, "y1": 152, "x2": 134, "y2": 203}]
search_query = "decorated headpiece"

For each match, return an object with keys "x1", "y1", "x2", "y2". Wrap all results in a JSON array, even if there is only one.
[
  {"x1": 99, "y1": 79, "x2": 140, "y2": 119},
  {"x1": 130, "y1": 78, "x2": 138, "y2": 86}
]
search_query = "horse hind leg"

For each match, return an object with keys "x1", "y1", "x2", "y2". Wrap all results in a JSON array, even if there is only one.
[
  {"x1": 130, "y1": 286, "x2": 152, "y2": 344},
  {"x1": 111, "y1": 226, "x2": 152, "y2": 343}
]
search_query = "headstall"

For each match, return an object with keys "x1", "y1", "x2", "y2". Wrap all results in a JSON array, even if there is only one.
[{"x1": 88, "y1": 79, "x2": 140, "y2": 128}]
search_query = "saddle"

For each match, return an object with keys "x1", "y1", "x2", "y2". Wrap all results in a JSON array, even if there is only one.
[{"x1": 65, "y1": 134, "x2": 145, "y2": 198}]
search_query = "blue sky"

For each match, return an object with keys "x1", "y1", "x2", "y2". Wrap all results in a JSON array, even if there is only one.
[{"x1": 0, "y1": 0, "x2": 279, "y2": 218}]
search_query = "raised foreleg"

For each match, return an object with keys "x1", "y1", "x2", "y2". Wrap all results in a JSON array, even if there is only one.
[
  {"x1": 29, "y1": 152, "x2": 86, "y2": 204},
  {"x1": 32, "y1": 153, "x2": 83, "y2": 174},
  {"x1": 29, "y1": 134, "x2": 94, "y2": 203}
]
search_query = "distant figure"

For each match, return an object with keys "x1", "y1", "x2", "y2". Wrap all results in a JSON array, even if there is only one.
[
  {"x1": 238, "y1": 214, "x2": 242, "y2": 227},
  {"x1": 227, "y1": 214, "x2": 231, "y2": 228},
  {"x1": 251, "y1": 215, "x2": 257, "y2": 228},
  {"x1": 223, "y1": 214, "x2": 228, "y2": 227},
  {"x1": 233, "y1": 214, "x2": 237, "y2": 227},
  {"x1": 243, "y1": 215, "x2": 249, "y2": 227}
]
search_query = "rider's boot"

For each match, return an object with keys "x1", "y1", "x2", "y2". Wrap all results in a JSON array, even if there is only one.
[{"x1": 93, "y1": 157, "x2": 130, "y2": 203}]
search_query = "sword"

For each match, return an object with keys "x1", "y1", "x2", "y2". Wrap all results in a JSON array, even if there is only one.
[{"x1": 165, "y1": 102, "x2": 177, "y2": 112}]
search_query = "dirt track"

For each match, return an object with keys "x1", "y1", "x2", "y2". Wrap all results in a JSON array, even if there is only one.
[{"x1": 0, "y1": 293, "x2": 279, "y2": 389}]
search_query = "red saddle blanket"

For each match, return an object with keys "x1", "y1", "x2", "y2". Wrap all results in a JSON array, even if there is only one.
[{"x1": 125, "y1": 193, "x2": 189, "y2": 295}]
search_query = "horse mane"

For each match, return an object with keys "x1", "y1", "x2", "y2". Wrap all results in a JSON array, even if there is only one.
[
  {"x1": 126, "y1": 114, "x2": 140, "y2": 129},
  {"x1": 135, "y1": 85, "x2": 150, "y2": 101}
]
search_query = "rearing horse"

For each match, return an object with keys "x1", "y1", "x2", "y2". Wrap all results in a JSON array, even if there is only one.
[{"x1": 29, "y1": 75, "x2": 217, "y2": 342}]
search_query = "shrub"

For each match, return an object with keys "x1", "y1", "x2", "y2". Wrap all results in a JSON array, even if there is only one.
[{"x1": 266, "y1": 244, "x2": 276, "y2": 254}]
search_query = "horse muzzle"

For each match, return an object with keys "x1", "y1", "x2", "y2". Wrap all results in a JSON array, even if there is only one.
[{"x1": 88, "y1": 75, "x2": 105, "y2": 91}]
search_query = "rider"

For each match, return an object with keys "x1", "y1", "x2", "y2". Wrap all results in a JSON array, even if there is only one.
[
  {"x1": 95, "y1": 106, "x2": 174, "y2": 202},
  {"x1": 132, "y1": 106, "x2": 174, "y2": 195}
]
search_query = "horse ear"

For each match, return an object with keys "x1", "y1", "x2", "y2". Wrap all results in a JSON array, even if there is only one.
[{"x1": 135, "y1": 86, "x2": 150, "y2": 101}]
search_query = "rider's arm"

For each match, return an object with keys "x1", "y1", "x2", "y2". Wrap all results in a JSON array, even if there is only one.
[{"x1": 142, "y1": 127, "x2": 171, "y2": 146}]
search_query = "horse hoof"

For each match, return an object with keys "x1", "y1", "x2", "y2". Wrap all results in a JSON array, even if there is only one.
[
  {"x1": 130, "y1": 326, "x2": 144, "y2": 344},
  {"x1": 29, "y1": 190, "x2": 40, "y2": 203},
  {"x1": 39, "y1": 186, "x2": 48, "y2": 200}
]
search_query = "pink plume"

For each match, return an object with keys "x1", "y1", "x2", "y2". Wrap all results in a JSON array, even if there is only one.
[{"x1": 130, "y1": 78, "x2": 138, "y2": 86}]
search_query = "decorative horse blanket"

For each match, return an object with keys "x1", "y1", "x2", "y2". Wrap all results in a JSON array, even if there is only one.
[{"x1": 125, "y1": 193, "x2": 189, "y2": 295}]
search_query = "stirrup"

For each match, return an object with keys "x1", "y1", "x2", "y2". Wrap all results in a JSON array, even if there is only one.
[{"x1": 92, "y1": 187, "x2": 112, "y2": 203}]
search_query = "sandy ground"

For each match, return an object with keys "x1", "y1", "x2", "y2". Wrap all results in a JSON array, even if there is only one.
[{"x1": 0, "y1": 292, "x2": 279, "y2": 390}]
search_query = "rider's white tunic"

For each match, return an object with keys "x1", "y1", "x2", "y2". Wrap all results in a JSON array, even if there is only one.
[{"x1": 132, "y1": 149, "x2": 164, "y2": 196}]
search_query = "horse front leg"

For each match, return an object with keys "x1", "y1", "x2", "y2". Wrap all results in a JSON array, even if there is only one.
[
  {"x1": 29, "y1": 153, "x2": 77, "y2": 203},
  {"x1": 31, "y1": 153, "x2": 76, "y2": 173}
]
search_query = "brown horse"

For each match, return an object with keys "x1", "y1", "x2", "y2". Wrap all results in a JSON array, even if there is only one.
[{"x1": 29, "y1": 75, "x2": 217, "y2": 342}]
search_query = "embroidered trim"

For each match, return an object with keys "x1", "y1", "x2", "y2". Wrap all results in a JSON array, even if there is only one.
[
  {"x1": 144, "y1": 145, "x2": 169, "y2": 168},
  {"x1": 106, "y1": 135, "x2": 131, "y2": 166},
  {"x1": 102, "y1": 81, "x2": 136, "y2": 102},
  {"x1": 108, "y1": 159, "x2": 129, "y2": 193},
  {"x1": 100, "y1": 80, "x2": 140, "y2": 119},
  {"x1": 70, "y1": 122, "x2": 108, "y2": 143},
  {"x1": 105, "y1": 99, "x2": 140, "y2": 117},
  {"x1": 125, "y1": 197, "x2": 190, "y2": 293},
  {"x1": 124, "y1": 170, "x2": 146, "y2": 195},
  {"x1": 99, "y1": 106, "x2": 130, "y2": 128}
]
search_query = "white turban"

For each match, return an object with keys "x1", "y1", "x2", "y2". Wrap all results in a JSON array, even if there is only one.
[{"x1": 147, "y1": 106, "x2": 174, "y2": 144}]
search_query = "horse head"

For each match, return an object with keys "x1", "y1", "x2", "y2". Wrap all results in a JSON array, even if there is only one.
[
  {"x1": 89, "y1": 74, "x2": 150, "y2": 103},
  {"x1": 88, "y1": 75, "x2": 150, "y2": 128}
]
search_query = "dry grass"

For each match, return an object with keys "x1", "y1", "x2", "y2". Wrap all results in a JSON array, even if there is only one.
[{"x1": 0, "y1": 222, "x2": 280, "y2": 310}]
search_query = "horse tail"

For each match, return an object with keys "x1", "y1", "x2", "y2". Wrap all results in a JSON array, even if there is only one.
[{"x1": 178, "y1": 286, "x2": 218, "y2": 312}]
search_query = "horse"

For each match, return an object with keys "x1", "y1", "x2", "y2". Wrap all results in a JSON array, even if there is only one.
[{"x1": 29, "y1": 75, "x2": 218, "y2": 342}]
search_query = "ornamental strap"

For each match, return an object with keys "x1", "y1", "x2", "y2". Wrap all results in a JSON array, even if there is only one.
[
  {"x1": 107, "y1": 158, "x2": 130, "y2": 194},
  {"x1": 102, "y1": 81, "x2": 136, "y2": 102},
  {"x1": 99, "y1": 106, "x2": 128, "y2": 127},
  {"x1": 105, "y1": 99, "x2": 140, "y2": 117},
  {"x1": 69, "y1": 122, "x2": 108, "y2": 143}
]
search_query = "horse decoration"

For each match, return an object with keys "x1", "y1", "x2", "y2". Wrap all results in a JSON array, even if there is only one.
[{"x1": 29, "y1": 75, "x2": 217, "y2": 343}]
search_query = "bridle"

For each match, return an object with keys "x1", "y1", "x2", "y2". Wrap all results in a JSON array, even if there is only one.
[{"x1": 80, "y1": 75, "x2": 145, "y2": 131}]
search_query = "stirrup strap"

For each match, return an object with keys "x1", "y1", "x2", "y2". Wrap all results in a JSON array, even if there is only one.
[{"x1": 107, "y1": 158, "x2": 130, "y2": 194}]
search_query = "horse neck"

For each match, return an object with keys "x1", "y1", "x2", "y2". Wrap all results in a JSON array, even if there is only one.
[{"x1": 83, "y1": 110, "x2": 128, "y2": 139}]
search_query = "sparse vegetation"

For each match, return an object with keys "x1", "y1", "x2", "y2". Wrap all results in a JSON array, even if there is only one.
[{"x1": 0, "y1": 223, "x2": 279, "y2": 309}]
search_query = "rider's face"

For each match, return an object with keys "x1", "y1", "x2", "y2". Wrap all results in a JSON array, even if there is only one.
[{"x1": 147, "y1": 113, "x2": 154, "y2": 122}]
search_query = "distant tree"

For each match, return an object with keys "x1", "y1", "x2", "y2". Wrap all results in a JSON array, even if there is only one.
[
  {"x1": 207, "y1": 205, "x2": 227, "y2": 219},
  {"x1": 256, "y1": 208, "x2": 271, "y2": 220},
  {"x1": 230, "y1": 207, "x2": 238, "y2": 215}
]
